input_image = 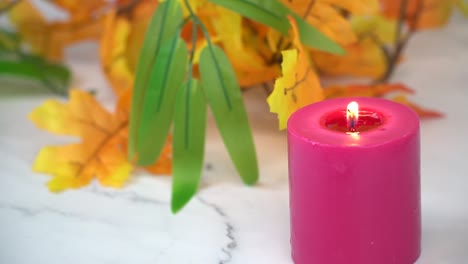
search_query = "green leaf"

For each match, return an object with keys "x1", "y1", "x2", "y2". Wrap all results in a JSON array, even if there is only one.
[
  {"x1": 291, "y1": 13, "x2": 345, "y2": 55},
  {"x1": 172, "y1": 79, "x2": 206, "y2": 213},
  {"x1": 199, "y1": 44, "x2": 258, "y2": 185},
  {"x1": 129, "y1": 0, "x2": 183, "y2": 159},
  {"x1": 0, "y1": 30, "x2": 20, "y2": 51},
  {"x1": 136, "y1": 37, "x2": 188, "y2": 165},
  {"x1": 206, "y1": 0, "x2": 344, "y2": 54},
  {"x1": 207, "y1": 0, "x2": 289, "y2": 34},
  {"x1": 0, "y1": 52, "x2": 71, "y2": 94}
]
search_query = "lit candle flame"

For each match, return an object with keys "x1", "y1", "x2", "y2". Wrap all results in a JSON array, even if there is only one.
[{"x1": 347, "y1": 101, "x2": 359, "y2": 132}]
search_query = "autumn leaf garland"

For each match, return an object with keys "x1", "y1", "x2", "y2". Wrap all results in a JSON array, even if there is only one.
[{"x1": 9, "y1": 0, "x2": 458, "y2": 212}]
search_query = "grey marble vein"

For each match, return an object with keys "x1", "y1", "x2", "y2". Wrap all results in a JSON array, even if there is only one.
[
  {"x1": 198, "y1": 197, "x2": 237, "y2": 264},
  {"x1": 0, "y1": 203, "x2": 113, "y2": 225},
  {"x1": 88, "y1": 187, "x2": 168, "y2": 206}
]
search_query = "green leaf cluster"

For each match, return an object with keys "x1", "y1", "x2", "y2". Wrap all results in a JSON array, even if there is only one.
[
  {"x1": 0, "y1": 30, "x2": 71, "y2": 95},
  {"x1": 129, "y1": 0, "x2": 344, "y2": 212},
  {"x1": 209, "y1": 0, "x2": 344, "y2": 54}
]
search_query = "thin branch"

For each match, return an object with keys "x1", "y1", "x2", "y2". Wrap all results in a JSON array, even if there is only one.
[
  {"x1": 376, "y1": 0, "x2": 424, "y2": 83},
  {"x1": 262, "y1": 81, "x2": 272, "y2": 95},
  {"x1": 116, "y1": 0, "x2": 141, "y2": 15},
  {"x1": 394, "y1": 0, "x2": 408, "y2": 47},
  {"x1": 303, "y1": 0, "x2": 316, "y2": 19},
  {"x1": 184, "y1": 0, "x2": 213, "y2": 47},
  {"x1": 284, "y1": 67, "x2": 311, "y2": 95},
  {"x1": 271, "y1": 0, "x2": 316, "y2": 65}
]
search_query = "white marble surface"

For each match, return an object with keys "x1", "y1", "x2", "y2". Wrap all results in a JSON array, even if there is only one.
[{"x1": 1, "y1": 15, "x2": 468, "y2": 264}]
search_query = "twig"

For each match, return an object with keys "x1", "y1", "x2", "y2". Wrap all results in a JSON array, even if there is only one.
[
  {"x1": 283, "y1": 67, "x2": 311, "y2": 96},
  {"x1": 116, "y1": 0, "x2": 141, "y2": 15},
  {"x1": 376, "y1": 0, "x2": 424, "y2": 83},
  {"x1": 262, "y1": 81, "x2": 272, "y2": 95},
  {"x1": 303, "y1": 0, "x2": 316, "y2": 19},
  {"x1": 270, "y1": 0, "x2": 316, "y2": 65}
]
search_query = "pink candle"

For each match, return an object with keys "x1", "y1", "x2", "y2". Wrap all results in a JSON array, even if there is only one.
[{"x1": 287, "y1": 97, "x2": 421, "y2": 264}]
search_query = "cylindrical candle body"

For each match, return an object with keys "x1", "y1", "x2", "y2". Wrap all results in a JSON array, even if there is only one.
[{"x1": 288, "y1": 97, "x2": 420, "y2": 264}]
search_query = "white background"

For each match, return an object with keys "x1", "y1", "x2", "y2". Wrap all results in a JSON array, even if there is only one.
[{"x1": 0, "y1": 4, "x2": 467, "y2": 264}]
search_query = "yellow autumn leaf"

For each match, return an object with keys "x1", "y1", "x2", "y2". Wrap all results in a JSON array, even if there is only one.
[
  {"x1": 267, "y1": 17, "x2": 324, "y2": 130},
  {"x1": 181, "y1": 2, "x2": 279, "y2": 87},
  {"x1": 8, "y1": 0, "x2": 48, "y2": 56},
  {"x1": 312, "y1": 36, "x2": 387, "y2": 78},
  {"x1": 352, "y1": 15, "x2": 397, "y2": 44},
  {"x1": 8, "y1": 0, "x2": 104, "y2": 60},
  {"x1": 283, "y1": 0, "x2": 379, "y2": 46},
  {"x1": 209, "y1": 5, "x2": 278, "y2": 84},
  {"x1": 29, "y1": 89, "x2": 171, "y2": 192},
  {"x1": 122, "y1": 0, "x2": 159, "y2": 72},
  {"x1": 100, "y1": 0, "x2": 160, "y2": 95},
  {"x1": 100, "y1": 12, "x2": 135, "y2": 96}
]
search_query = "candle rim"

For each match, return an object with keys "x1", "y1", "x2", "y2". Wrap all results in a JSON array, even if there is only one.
[
  {"x1": 321, "y1": 108, "x2": 385, "y2": 133},
  {"x1": 287, "y1": 97, "x2": 419, "y2": 148}
]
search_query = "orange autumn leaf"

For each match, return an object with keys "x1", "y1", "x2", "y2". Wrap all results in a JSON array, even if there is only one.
[
  {"x1": 268, "y1": 17, "x2": 324, "y2": 129},
  {"x1": 51, "y1": 0, "x2": 106, "y2": 20},
  {"x1": 100, "y1": 12, "x2": 135, "y2": 95},
  {"x1": 45, "y1": 18, "x2": 104, "y2": 60},
  {"x1": 8, "y1": 0, "x2": 104, "y2": 61},
  {"x1": 8, "y1": 0, "x2": 48, "y2": 57},
  {"x1": 323, "y1": 0, "x2": 380, "y2": 15},
  {"x1": 351, "y1": 14, "x2": 398, "y2": 44},
  {"x1": 380, "y1": 0, "x2": 462, "y2": 29},
  {"x1": 323, "y1": 83, "x2": 442, "y2": 118},
  {"x1": 325, "y1": 83, "x2": 415, "y2": 98},
  {"x1": 100, "y1": 0, "x2": 158, "y2": 95},
  {"x1": 392, "y1": 95, "x2": 444, "y2": 118},
  {"x1": 283, "y1": 0, "x2": 379, "y2": 46},
  {"x1": 121, "y1": 0, "x2": 159, "y2": 72},
  {"x1": 312, "y1": 13, "x2": 398, "y2": 79},
  {"x1": 29, "y1": 89, "x2": 171, "y2": 192},
  {"x1": 312, "y1": 36, "x2": 388, "y2": 78}
]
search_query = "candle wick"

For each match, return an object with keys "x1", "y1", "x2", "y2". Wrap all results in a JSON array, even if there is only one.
[
  {"x1": 348, "y1": 109, "x2": 357, "y2": 132},
  {"x1": 350, "y1": 120, "x2": 356, "y2": 132}
]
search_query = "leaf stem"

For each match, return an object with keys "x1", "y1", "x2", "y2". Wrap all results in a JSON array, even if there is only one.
[
  {"x1": 183, "y1": 0, "x2": 232, "y2": 110},
  {"x1": 188, "y1": 20, "x2": 197, "y2": 63},
  {"x1": 183, "y1": 0, "x2": 213, "y2": 47}
]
